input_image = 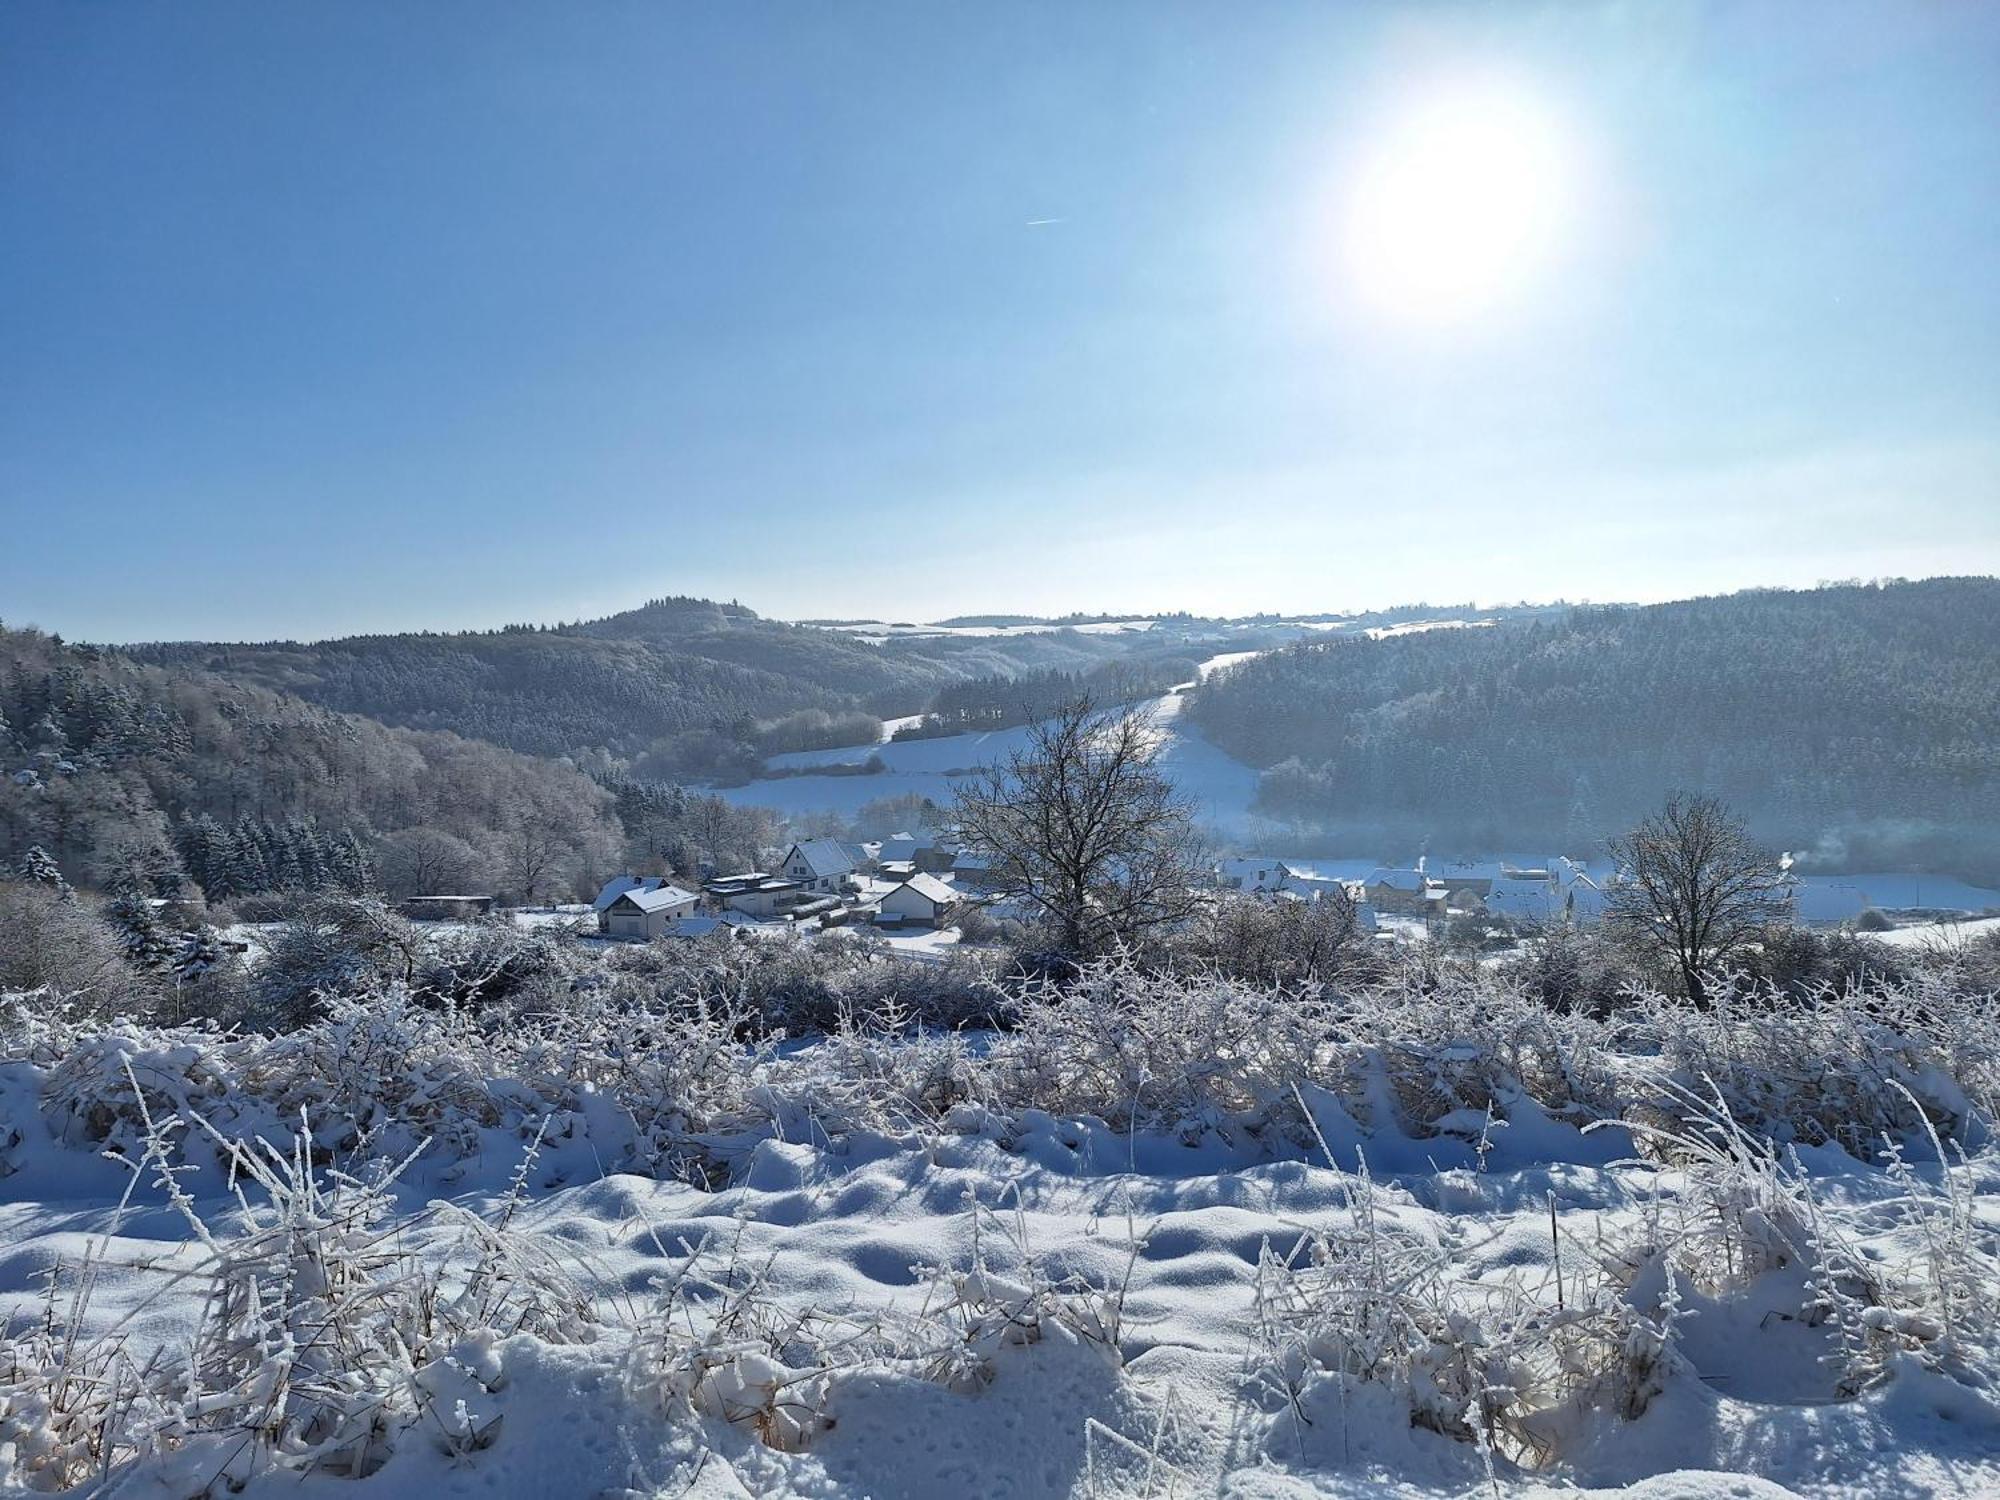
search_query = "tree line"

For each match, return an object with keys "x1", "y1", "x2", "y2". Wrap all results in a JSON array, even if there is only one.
[
  {"x1": 0, "y1": 628, "x2": 624, "y2": 904},
  {"x1": 126, "y1": 595, "x2": 1206, "y2": 768},
  {"x1": 1183, "y1": 579, "x2": 2000, "y2": 873}
]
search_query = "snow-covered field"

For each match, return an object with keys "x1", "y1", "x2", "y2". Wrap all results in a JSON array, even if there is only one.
[
  {"x1": 729, "y1": 657, "x2": 1268, "y2": 839},
  {"x1": 1868, "y1": 914, "x2": 2000, "y2": 948},
  {"x1": 812, "y1": 619, "x2": 1161, "y2": 645},
  {"x1": 2, "y1": 959, "x2": 1996, "y2": 1498}
]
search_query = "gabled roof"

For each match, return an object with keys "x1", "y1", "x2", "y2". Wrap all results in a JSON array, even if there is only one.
[
  {"x1": 671, "y1": 911, "x2": 763, "y2": 939},
  {"x1": 594, "y1": 875, "x2": 648, "y2": 911},
  {"x1": 1484, "y1": 877, "x2": 1563, "y2": 920},
  {"x1": 888, "y1": 872, "x2": 959, "y2": 907},
  {"x1": 786, "y1": 839, "x2": 860, "y2": 878},
  {"x1": 1366, "y1": 868, "x2": 1425, "y2": 891},
  {"x1": 613, "y1": 883, "x2": 697, "y2": 914}
]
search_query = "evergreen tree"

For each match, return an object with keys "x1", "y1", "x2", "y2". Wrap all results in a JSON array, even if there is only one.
[
  {"x1": 105, "y1": 879, "x2": 174, "y2": 971},
  {"x1": 172, "y1": 924, "x2": 226, "y2": 987},
  {"x1": 16, "y1": 845, "x2": 71, "y2": 901}
]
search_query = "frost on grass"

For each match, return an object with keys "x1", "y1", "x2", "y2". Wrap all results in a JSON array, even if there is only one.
[{"x1": 0, "y1": 957, "x2": 1995, "y2": 1496}]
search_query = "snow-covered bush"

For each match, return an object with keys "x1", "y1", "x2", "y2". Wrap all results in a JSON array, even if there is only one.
[
  {"x1": 1643, "y1": 972, "x2": 1996, "y2": 1151},
  {"x1": 1249, "y1": 1159, "x2": 1683, "y2": 1472}
]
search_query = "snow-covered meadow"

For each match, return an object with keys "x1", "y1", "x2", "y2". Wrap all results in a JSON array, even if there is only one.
[{"x1": 2, "y1": 952, "x2": 1997, "y2": 1499}]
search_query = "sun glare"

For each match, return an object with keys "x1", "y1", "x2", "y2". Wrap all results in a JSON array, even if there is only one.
[{"x1": 1344, "y1": 77, "x2": 1575, "y2": 326}]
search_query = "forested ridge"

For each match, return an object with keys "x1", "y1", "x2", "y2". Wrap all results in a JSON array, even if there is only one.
[
  {"x1": 1185, "y1": 579, "x2": 2000, "y2": 870},
  {"x1": 128, "y1": 595, "x2": 1209, "y2": 764},
  {"x1": 0, "y1": 627, "x2": 625, "y2": 901}
]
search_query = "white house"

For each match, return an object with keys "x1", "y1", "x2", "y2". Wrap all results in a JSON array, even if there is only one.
[
  {"x1": 1215, "y1": 857, "x2": 1308, "y2": 896},
  {"x1": 600, "y1": 882, "x2": 699, "y2": 940},
  {"x1": 1564, "y1": 876, "x2": 1609, "y2": 925},
  {"x1": 781, "y1": 840, "x2": 865, "y2": 893},
  {"x1": 877, "y1": 872, "x2": 962, "y2": 928}
]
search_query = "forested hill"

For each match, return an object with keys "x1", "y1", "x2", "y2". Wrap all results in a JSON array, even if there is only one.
[
  {"x1": 125, "y1": 596, "x2": 1202, "y2": 765},
  {"x1": 0, "y1": 627, "x2": 624, "y2": 901},
  {"x1": 1184, "y1": 579, "x2": 2000, "y2": 872}
]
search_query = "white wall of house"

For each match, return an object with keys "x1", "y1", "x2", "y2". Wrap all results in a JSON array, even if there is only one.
[
  {"x1": 604, "y1": 895, "x2": 696, "y2": 940},
  {"x1": 878, "y1": 885, "x2": 956, "y2": 928},
  {"x1": 724, "y1": 887, "x2": 794, "y2": 919}
]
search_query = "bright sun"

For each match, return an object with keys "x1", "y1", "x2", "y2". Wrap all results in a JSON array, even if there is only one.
[{"x1": 1344, "y1": 78, "x2": 1575, "y2": 326}]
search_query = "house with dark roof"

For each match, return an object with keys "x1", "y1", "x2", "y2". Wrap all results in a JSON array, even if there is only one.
[{"x1": 702, "y1": 871, "x2": 810, "y2": 920}]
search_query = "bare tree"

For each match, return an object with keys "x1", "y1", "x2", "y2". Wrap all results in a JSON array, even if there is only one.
[
  {"x1": 1605, "y1": 792, "x2": 1789, "y2": 1007},
  {"x1": 952, "y1": 696, "x2": 1206, "y2": 960},
  {"x1": 377, "y1": 827, "x2": 482, "y2": 898},
  {"x1": 502, "y1": 821, "x2": 568, "y2": 904}
]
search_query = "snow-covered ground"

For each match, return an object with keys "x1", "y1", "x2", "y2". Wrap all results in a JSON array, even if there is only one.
[
  {"x1": 812, "y1": 618, "x2": 1160, "y2": 645},
  {"x1": 731, "y1": 652, "x2": 1270, "y2": 839},
  {"x1": 3, "y1": 988, "x2": 1995, "y2": 1500},
  {"x1": 1866, "y1": 914, "x2": 2000, "y2": 948}
]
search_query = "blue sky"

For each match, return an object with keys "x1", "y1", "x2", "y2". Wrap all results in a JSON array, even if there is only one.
[{"x1": 2, "y1": 1, "x2": 1996, "y2": 640}]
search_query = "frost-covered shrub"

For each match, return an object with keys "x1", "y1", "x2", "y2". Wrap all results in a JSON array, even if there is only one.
[
  {"x1": 1163, "y1": 893, "x2": 1389, "y2": 990},
  {"x1": 1250, "y1": 1161, "x2": 1683, "y2": 1471},
  {"x1": 578, "y1": 930, "x2": 1008, "y2": 1035},
  {"x1": 1496, "y1": 928, "x2": 1646, "y2": 1017},
  {"x1": 0, "y1": 1113, "x2": 596, "y2": 1493},
  {"x1": 1644, "y1": 973, "x2": 1997, "y2": 1151},
  {"x1": 252, "y1": 896, "x2": 425, "y2": 1028},
  {"x1": 412, "y1": 920, "x2": 574, "y2": 1010},
  {"x1": 987, "y1": 963, "x2": 1336, "y2": 1143},
  {"x1": 0, "y1": 883, "x2": 154, "y2": 1018},
  {"x1": 1606, "y1": 1081, "x2": 2000, "y2": 1397}
]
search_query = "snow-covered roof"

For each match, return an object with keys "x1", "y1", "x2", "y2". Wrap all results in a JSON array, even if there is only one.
[
  {"x1": 1366, "y1": 868, "x2": 1425, "y2": 891},
  {"x1": 593, "y1": 875, "x2": 647, "y2": 911},
  {"x1": 1216, "y1": 857, "x2": 1302, "y2": 882},
  {"x1": 1485, "y1": 875, "x2": 1564, "y2": 921},
  {"x1": 669, "y1": 911, "x2": 762, "y2": 938},
  {"x1": 889, "y1": 872, "x2": 959, "y2": 908},
  {"x1": 787, "y1": 840, "x2": 861, "y2": 878},
  {"x1": 1433, "y1": 861, "x2": 1507, "y2": 883},
  {"x1": 877, "y1": 836, "x2": 923, "y2": 863},
  {"x1": 612, "y1": 883, "x2": 697, "y2": 914}
]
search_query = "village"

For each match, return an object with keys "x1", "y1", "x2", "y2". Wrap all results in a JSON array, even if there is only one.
[{"x1": 560, "y1": 837, "x2": 1893, "y2": 956}]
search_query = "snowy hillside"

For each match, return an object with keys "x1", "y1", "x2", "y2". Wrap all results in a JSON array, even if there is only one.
[{"x1": 727, "y1": 661, "x2": 1268, "y2": 838}]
